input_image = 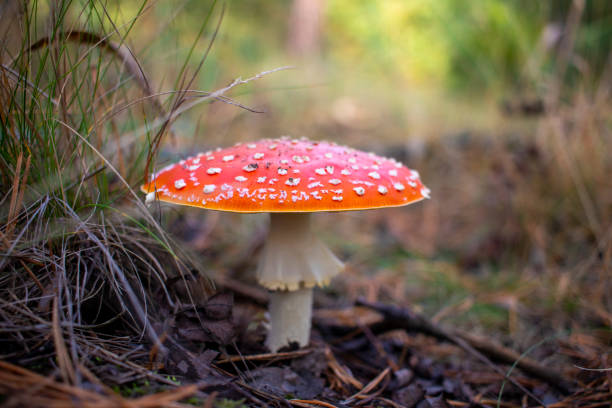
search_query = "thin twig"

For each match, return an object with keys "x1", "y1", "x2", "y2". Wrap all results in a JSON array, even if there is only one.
[
  {"x1": 357, "y1": 299, "x2": 553, "y2": 405},
  {"x1": 142, "y1": 64, "x2": 293, "y2": 182},
  {"x1": 216, "y1": 349, "x2": 312, "y2": 364}
]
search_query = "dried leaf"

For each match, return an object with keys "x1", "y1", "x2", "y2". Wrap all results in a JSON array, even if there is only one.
[{"x1": 204, "y1": 292, "x2": 233, "y2": 320}]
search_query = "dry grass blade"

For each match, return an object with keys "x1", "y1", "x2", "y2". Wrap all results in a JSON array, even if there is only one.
[
  {"x1": 18, "y1": 259, "x2": 44, "y2": 291},
  {"x1": 0, "y1": 360, "x2": 112, "y2": 407},
  {"x1": 0, "y1": 360, "x2": 200, "y2": 408},
  {"x1": 52, "y1": 296, "x2": 76, "y2": 384},
  {"x1": 324, "y1": 346, "x2": 364, "y2": 389},
  {"x1": 447, "y1": 399, "x2": 520, "y2": 408},
  {"x1": 343, "y1": 367, "x2": 390, "y2": 404},
  {"x1": 13, "y1": 30, "x2": 164, "y2": 117},
  {"x1": 217, "y1": 349, "x2": 312, "y2": 364},
  {"x1": 290, "y1": 399, "x2": 339, "y2": 408},
  {"x1": 5, "y1": 152, "x2": 21, "y2": 234},
  {"x1": 5, "y1": 152, "x2": 30, "y2": 239}
]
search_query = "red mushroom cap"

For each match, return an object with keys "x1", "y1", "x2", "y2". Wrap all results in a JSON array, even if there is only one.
[{"x1": 142, "y1": 137, "x2": 430, "y2": 213}]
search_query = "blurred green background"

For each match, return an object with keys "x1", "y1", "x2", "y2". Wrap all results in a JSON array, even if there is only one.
[{"x1": 88, "y1": 0, "x2": 612, "y2": 149}]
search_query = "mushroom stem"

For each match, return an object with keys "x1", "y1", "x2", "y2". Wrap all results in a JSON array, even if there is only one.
[
  {"x1": 267, "y1": 287, "x2": 313, "y2": 352},
  {"x1": 257, "y1": 213, "x2": 344, "y2": 352}
]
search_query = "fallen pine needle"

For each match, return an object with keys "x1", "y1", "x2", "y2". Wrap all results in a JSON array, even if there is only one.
[
  {"x1": 0, "y1": 360, "x2": 200, "y2": 408},
  {"x1": 216, "y1": 349, "x2": 311, "y2": 364},
  {"x1": 290, "y1": 399, "x2": 339, "y2": 408},
  {"x1": 343, "y1": 366, "x2": 391, "y2": 404}
]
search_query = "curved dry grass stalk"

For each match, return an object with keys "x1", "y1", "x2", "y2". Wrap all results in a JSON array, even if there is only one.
[{"x1": 15, "y1": 30, "x2": 165, "y2": 119}]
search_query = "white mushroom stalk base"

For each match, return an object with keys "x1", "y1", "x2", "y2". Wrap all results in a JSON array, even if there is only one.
[
  {"x1": 257, "y1": 213, "x2": 344, "y2": 352},
  {"x1": 267, "y1": 288, "x2": 313, "y2": 352}
]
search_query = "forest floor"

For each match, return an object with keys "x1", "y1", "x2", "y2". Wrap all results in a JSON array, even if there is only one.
[
  {"x1": 2, "y1": 130, "x2": 611, "y2": 408},
  {"x1": 1, "y1": 265, "x2": 610, "y2": 408}
]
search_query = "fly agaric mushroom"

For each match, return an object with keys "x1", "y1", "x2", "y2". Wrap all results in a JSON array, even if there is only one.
[{"x1": 142, "y1": 137, "x2": 429, "y2": 352}]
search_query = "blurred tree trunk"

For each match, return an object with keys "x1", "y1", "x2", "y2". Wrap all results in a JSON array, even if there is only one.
[
  {"x1": 0, "y1": 0, "x2": 23, "y2": 62},
  {"x1": 287, "y1": 0, "x2": 323, "y2": 58}
]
